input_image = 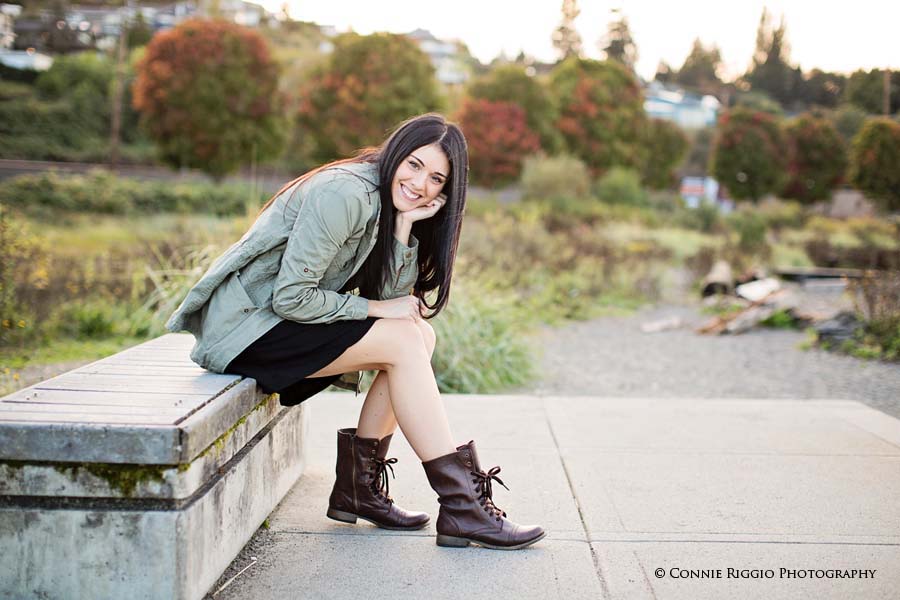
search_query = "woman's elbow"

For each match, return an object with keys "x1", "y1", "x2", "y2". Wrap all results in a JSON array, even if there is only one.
[{"x1": 271, "y1": 289, "x2": 311, "y2": 321}]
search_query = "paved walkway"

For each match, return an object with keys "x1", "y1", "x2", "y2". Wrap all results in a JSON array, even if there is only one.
[{"x1": 208, "y1": 392, "x2": 900, "y2": 600}]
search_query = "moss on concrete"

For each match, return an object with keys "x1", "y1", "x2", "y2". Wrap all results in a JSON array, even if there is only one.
[
  {"x1": 0, "y1": 392, "x2": 278, "y2": 497},
  {"x1": 0, "y1": 459, "x2": 168, "y2": 497}
]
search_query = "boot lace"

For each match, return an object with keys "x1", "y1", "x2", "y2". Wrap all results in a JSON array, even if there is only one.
[
  {"x1": 471, "y1": 466, "x2": 510, "y2": 521},
  {"x1": 370, "y1": 456, "x2": 397, "y2": 505}
]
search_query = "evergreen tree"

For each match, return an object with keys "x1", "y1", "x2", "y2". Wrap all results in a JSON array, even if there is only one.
[
  {"x1": 675, "y1": 38, "x2": 722, "y2": 95},
  {"x1": 653, "y1": 61, "x2": 674, "y2": 85},
  {"x1": 800, "y1": 69, "x2": 846, "y2": 109},
  {"x1": 599, "y1": 8, "x2": 637, "y2": 73},
  {"x1": 744, "y1": 8, "x2": 799, "y2": 108},
  {"x1": 552, "y1": 0, "x2": 583, "y2": 61},
  {"x1": 844, "y1": 69, "x2": 900, "y2": 115}
]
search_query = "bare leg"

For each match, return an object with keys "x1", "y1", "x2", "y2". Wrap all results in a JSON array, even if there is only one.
[
  {"x1": 355, "y1": 370, "x2": 396, "y2": 440},
  {"x1": 306, "y1": 318, "x2": 455, "y2": 462},
  {"x1": 356, "y1": 319, "x2": 436, "y2": 440}
]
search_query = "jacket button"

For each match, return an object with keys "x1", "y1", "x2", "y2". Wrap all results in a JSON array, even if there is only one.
[
  {"x1": 243, "y1": 308, "x2": 250, "y2": 313},
  {"x1": 303, "y1": 268, "x2": 309, "y2": 273}
]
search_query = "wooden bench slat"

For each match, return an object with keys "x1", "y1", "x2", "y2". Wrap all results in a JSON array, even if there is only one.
[
  {"x1": 1, "y1": 389, "x2": 207, "y2": 407},
  {"x1": 0, "y1": 411, "x2": 178, "y2": 425},
  {"x1": 79, "y1": 363, "x2": 206, "y2": 372},
  {"x1": 35, "y1": 373, "x2": 237, "y2": 395},
  {"x1": 0, "y1": 403, "x2": 185, "y2": 417}
]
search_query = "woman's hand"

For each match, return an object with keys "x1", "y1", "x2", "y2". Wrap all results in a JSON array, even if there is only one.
[
  {"x1": 368, "y1": 296, "x2": 425, "y2": 321},
  {"x1": 402, "y1": 193, "x2": 447, "y2": 223}
]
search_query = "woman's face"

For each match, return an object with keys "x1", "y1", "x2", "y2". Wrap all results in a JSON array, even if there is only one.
[{"x1": 391, "y1": 143, "x2": 450, "y2": 214}]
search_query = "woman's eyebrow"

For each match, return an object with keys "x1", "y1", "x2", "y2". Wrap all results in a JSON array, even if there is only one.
[{"x1": 410, "y1": 154, "x2": 447, "y2": 179}]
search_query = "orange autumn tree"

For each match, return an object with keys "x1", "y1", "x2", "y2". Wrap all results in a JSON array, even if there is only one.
[
  {"x1": 132, "y1": 19, "x2": 285, "y2": 179},
  {"x1": 456, "y1": 98, "x2": 540, "y2": 186}
]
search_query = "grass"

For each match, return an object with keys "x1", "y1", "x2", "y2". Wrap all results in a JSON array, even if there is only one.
[
  {"x1": 35, "y1": 212, "x2": 248, "y2": 258},
  {"x1": 0, "y1": 335, "x2": 148, "y2": 370}
]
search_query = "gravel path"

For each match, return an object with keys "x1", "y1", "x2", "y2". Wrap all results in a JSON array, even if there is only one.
[{"x1": 511, "y1": 302, "x2": 900, "y2": 420}]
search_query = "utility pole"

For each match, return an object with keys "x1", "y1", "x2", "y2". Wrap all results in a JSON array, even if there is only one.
[
  {"x1": 884, "y1": 68, "x2": 891, "y2": 116},
  {"x1": 108, "y1": 0, "x2": 133, "y2": 168}
]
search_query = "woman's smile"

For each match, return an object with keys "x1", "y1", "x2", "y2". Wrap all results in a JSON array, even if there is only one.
[{"x1": 400, "y1": 183, "x2": 422, "y2": 202}]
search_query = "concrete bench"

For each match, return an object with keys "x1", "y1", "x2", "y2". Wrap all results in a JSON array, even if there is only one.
[{"x1": 0, "y1": 333, "x2": 309, "y2": 600}]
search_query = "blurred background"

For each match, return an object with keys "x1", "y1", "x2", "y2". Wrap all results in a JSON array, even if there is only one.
[{"x1": 1, "y1": 0, "x2": 898, "y2": 399}]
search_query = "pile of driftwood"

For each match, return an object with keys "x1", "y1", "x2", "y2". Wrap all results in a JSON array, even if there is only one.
[{"x1": 695, "y1": 260, "x2": 859, "y2": 335}]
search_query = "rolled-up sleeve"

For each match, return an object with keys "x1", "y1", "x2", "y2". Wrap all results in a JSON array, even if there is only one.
[
  {"x1": 379, "y1": 233, "x2": 419, "y2": 300},
  {"x1": 271, "y1": 177, "x2": 370, "y2": 323}
]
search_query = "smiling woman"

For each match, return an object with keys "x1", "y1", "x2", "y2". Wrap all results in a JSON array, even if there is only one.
[{"x1": 165, "y1": 112, "x2": 547, "y2": 550}]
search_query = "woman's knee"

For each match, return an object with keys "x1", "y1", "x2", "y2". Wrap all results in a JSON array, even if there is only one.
[
  {"x1": 414, "y1": 318, "x2": 436, "y2": 357},
  {"x1": 375, "y1": 318, "x2": 430, "y2": 367}
]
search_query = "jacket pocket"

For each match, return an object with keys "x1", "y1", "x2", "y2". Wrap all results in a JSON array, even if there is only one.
[{"x1": 201, "y1": 271, "x2": 259, "y2": 343}]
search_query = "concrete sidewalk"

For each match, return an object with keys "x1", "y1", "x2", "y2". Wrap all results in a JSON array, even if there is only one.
[{"x1": 210, "y1": 394, "x2": 900, "y2": 600}]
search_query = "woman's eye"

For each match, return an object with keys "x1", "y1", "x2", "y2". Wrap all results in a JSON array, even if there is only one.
[
  {"x1": 432, "y1": 177, "x2": 443, "y2": 184},
  {"x1": 409, "y1": 160, "x2": 419, "y2": 170}
]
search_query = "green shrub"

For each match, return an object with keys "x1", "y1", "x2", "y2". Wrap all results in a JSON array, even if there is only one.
[
  {"x1": 755, "y1": 200, "x2": 808, "y2": 231},
  {"x1": 520, "y1": 154, "x2": 591, "y2": 202},
  {"x1": 710, "y1": 107, "x2": 787, "y2": 202},
  {"x1": 673, "y1": 200, "x2": 723, "y2": 233},
  {"x1": 594, "y1": 167, "x2": 648, "y2": 206},
  {"x1": 429, "y1": 281, "x2": 537, "y2": 393},
  {"x1": 0, "y1": 205, "x2": 47, "y2": 348},
  {"x1": 0, "y1": 170, "x2": 263, "y2": 218},
  {"x1": 829, "y1": 104, "x2": 867, "y2": 143},
  {"x1": 641, "y1": 118, "x2": 689, "y2": 189},
  {"x1": 726, "y1": 206, "x2": 770, "y2": 256},
  {"x1": 47, "y1": 299, "x2": 123, "y2": 340},
  {"x1": 760, "y1": 308, "x2": 799, "y2": 329},
  {"x1": 848, "y1": 118, "x2": 900, "y2": 212}
]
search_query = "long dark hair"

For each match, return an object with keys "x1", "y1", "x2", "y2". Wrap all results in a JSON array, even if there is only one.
[{"x1": 254, "y1": 113, "x2": 468, "y2": 319}]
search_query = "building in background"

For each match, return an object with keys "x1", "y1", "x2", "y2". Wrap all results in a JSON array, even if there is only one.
[
  {"x1": 406, "y1": 28, "x2": 469, "y2": 86},
  {"x1": 644, "y1": 80, "x2": 720, "y2": 129},
  {"x1": 9, "y1": 1, "x2": 273, "y2": 54}
]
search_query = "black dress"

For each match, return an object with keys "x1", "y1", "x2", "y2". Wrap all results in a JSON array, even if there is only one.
[{"x1": 224, "y1": 277, "x2": 378, "y2": 407}]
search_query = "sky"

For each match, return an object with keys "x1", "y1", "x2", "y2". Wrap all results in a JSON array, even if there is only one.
[{"x1": 260, "y1": 0, "x2": 898, "y2": 81}]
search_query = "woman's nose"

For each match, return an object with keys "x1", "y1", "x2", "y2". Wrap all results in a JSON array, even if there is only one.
[{"x1": 412, "y1": 171, "x2": 428, "y2": 191}]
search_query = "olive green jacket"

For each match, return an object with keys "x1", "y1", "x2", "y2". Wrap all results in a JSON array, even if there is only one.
[{"x1": 165, "y1": 161, "x2": 418, "y2": 394}]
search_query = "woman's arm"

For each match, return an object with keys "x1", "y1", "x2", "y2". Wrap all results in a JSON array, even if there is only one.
[
  {"x1": 379, "y1": 230, "x2": 419, "y2": 300},
  {"x1": 271, "y1": 176, "x2": 370, "y2": 323}
]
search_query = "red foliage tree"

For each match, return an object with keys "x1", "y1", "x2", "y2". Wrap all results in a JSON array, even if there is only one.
[
  {"x1": 455, "y1": 98, "x2": 540, "y2": 187},
  {"x1": 296, "y1": 33, "x2": 442, "y2": 164},
  {"x1": 132, "y1": 19, "x2": 284, "y2": 179},
  {"x1": 782, "y1": 113, "x2": 846, "y2": 203},
  {"x1": 550, "y1": 57, "x2": 647, "y2": 176},
  {"x1": 710, "y1": 107, "x2": 787, "y2": 202}
]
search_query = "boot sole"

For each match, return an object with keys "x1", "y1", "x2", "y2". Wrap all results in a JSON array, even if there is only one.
[
  {"x1": 326, "y1": 508, "x2": 430, "y2": 531},
  {"x1": 436, "y1": 530, "x2": 548, "y2": 550}
]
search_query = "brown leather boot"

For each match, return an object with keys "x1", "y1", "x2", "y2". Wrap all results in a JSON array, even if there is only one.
[
  {"x1": 422, "y1": 440, "x2": 546, "y2": 550},
  {"x1": 326, "y1": 427, "x2": 430, "y2": 530}
]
